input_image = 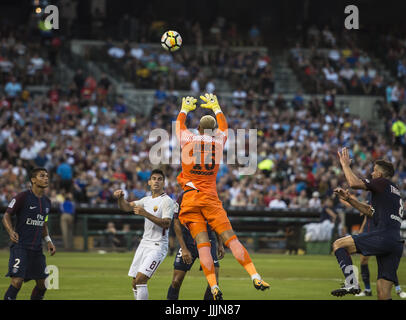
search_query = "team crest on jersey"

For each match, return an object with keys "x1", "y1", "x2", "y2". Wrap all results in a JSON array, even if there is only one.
[{"x1": 153, "y1": 206, "x2": 158, "y2": 212}]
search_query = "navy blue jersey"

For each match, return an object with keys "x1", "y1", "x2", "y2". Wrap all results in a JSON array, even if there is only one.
[
  {"x1": 6, "y1": 190, "x2": 51, "y2": 251},
  {"x1": 362, "y1": 177, "x2": 403, "y2": 238},
  {"x1": 363, "y1": 193, "x2": 377, "y2": 233}
]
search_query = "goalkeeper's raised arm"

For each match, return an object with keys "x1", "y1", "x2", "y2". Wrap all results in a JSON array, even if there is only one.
[{"x1": 200, "y1": 93, "x2": 228, "y2": 133}]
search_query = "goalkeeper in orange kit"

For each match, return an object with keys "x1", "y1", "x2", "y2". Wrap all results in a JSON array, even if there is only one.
[{"x1": 175, "y1": 93, "x2": 270, "y2": 300}]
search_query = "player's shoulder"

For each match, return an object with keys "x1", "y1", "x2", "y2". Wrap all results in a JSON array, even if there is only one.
[
  {"x1": 161, "y1": 193, "x2": 175, "y2": 204},
  {"x1": 15, "y1": 190, "x2": 30, "y2": 201}
]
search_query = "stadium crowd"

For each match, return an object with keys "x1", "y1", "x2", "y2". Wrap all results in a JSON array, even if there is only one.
[
  {"x1": 85, "y1": 39, "x2": 273, "y2": 95},
  {"x1": 290, "y1": 25, "x2": 387, "y2": 95},
  {"x1": 1, "y1": 72, "x2": 406, "y2": 212},
  {"x1": 1, "y1": 21, "x2": 406, "y2": 216}
]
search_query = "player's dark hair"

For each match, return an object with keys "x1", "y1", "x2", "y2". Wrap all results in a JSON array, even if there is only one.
[
  {"x1": 375, "y1": 159, "x2": 395, "y2": 178},
  {"x1": 150, "y1": 169, "x2": 165, "y2": 180},
  {"x1": 30, "y1": 167, "x2": 48, "y2": 183}
]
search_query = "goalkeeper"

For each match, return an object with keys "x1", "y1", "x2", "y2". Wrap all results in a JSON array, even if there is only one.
[{"x1": 174, "y1": 93, "x2": 270, "y2": 300}]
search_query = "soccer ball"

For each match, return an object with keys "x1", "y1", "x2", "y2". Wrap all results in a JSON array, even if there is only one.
[{"x1": 161, "y1": 30, "x2": 182, "y2": 52}]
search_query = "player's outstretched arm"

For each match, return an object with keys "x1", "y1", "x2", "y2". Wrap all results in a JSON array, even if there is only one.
[
  {"x1": 338, "y1": 147, "x2": 366, "y2": 189},
  {"x1": 200, "y1": 93, "x2": 228, "y2": 132},
  {"x1": 113, "y1": 189, "x2": 134, "y2": 212},
  {"x1": 176, "y1": 96, "x2": 197, "y2": 144},
  {"x1": 334, "y1": 188, "x2": 374, "y2": 217}
]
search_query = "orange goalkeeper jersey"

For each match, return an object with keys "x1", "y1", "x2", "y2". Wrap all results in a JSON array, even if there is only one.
[{"x1": 176, "y1": 111, "x2": 228, "y2": 196}]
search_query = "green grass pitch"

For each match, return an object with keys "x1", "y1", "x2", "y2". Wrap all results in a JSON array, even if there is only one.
[{"x1": 0, "y1": 250, "x2": 405, "y2": 300}]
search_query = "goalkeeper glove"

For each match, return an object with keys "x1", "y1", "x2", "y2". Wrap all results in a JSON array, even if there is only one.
[
  {"x1": 181, "y1": 96, "x2": 197, "y2": 114},
  {"x1": 200, "y1": 93, "x2": 222, "y2": 114}
]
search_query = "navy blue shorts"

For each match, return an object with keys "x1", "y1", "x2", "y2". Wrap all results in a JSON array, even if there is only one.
[
  {"x1": 174, "y1": 238, "x2": 219, "y2": 272},
  {"x1": 5, "y1": 245, "x2": 48, "y2": 281},
  {"x1": 353, "y1": 231, "x2": 404, "y2": 283}
]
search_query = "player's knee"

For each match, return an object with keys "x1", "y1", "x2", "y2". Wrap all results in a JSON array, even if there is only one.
[
  {"x1": 171, "y1": 278, "x2": 182, "y2": 289},
  {"x1": 332, "y1": 239, "x2": 343, "y2": 252},
  {"x1": 11, "y1": 277, "x2": 23, "y2": 289},
  {"x1": 360, "y1": 255, "x2": 369, "y2": 265}
]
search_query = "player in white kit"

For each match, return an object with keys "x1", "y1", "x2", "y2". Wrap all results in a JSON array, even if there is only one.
[{"x1": 113, "y1": 169, "x2": 175, "y2": 300}]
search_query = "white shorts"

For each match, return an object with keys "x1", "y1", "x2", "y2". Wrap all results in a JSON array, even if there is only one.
[{"x1": 128, "y1": 244, "x2": 168, "y2": 278}]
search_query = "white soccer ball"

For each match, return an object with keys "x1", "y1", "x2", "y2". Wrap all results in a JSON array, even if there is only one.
[{"x1": 161, "y1": 30, "x2": 182, "y2": 52}]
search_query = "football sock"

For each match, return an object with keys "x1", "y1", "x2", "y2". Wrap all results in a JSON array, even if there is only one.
[
  {"x1": 204, "y1": 284, "x2": 214, "y2": 300},
  {"x1": 395, "y1": 285, "x2": 401, "y2": 293},
  {"x1": 335, "y1": 248, "x2": 357, "y2": 286},
  {"x1": 197, "y1": 242, "x2": 217, "y2": 289},
  {"x1": 167, "y1": 285, "x2": 179, "y2": 300},
  {"x1": 136, "y1": 284, "x2": 148, "y2": 300},
  {"x1": 360, "y1": 264, "x2": 371, "y2": 290},
  {"x1": 4, "y1": 285, "x2": 20, "y2": 300},
  {"x1": 225, "y1": 236, "x2": 258, "y2": 278},
  {"x1": 30, "y1": 286, "x2": 47, "y2": 300},
  {"x1": 132, "y1": 288, "x2": 137, "y2": 300}
]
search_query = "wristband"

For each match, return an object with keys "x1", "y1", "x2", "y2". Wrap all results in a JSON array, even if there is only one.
[{"x1": 44, "y1": 235, "x2": 52, "y2": 243}]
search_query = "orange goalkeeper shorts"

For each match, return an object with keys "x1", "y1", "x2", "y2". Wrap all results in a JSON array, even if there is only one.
[{"x1": 178, "y1": 189, "x2": 232, "y2": 239}]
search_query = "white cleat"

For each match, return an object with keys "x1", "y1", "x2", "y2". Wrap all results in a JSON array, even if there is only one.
[
  {"x1": 397, "y1": 291, "x2": 406, "y2": 299},
  {"x1": 355, "y1": 290, "x2": 372, "y2": 297}
]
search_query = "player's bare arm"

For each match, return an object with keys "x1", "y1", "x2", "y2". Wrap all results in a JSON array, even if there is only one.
[
  {"x1": 42, "y1": 221, "x2": 56, "y2": 256},
  {"x1": 338, "y1": 147, "x2": 367, "y2": 190},
  {"x1": 173, "y1": 217, "x2": 192, "y2": 264},
  {"x1": 133, "y1": 206, "x2": 171, "y2": 229},
  {"x1": 2, "y1": 212, "x2": 18, "y2": 243},
  {"x1": 334, "y1": 188, "x2": 374, "y2": 217},
  {"x1": 359, "y1": 215, "x2": 367, "y2": 234},
  {"x1": 113, "y1": 189, "x2": 134, "y2": 212}
]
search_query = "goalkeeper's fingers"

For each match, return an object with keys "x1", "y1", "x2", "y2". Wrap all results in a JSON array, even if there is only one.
[{"x1": 200, "y1": 95, "x2": 208, "y2": 102}]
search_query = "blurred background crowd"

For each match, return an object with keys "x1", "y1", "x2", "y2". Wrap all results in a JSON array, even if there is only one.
[{"x1": 1, "y1": 0, "x2": 406, "y2": 217}]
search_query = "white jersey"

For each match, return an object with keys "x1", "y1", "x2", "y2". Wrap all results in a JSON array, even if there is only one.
[{"x1": 131, "y1": 193, "x2": 175, "y2": 249}]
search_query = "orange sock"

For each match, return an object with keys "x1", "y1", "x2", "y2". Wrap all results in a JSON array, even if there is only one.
[
  {"x1": 197, "y1": 242, "x2": 217, "y2": 288},
  {"x1": 225, "y1": 236, "x2": 258, "y2": 277}
]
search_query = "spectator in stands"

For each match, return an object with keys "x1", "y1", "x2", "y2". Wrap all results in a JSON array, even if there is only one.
[
  {"x1": 231, "y1": 193, "x2": 246, "y2": 207},
  {"x1": 249, "y1": 24, "x2": 261, "y2": 46},
  {"x1": 205, "y1": 78, "x2": 216, "y2": 94},
  {"x1": 60, "y1": 192, "x2": 75, "y2": 251},
  {"x1": 308, "y1": 191, "x2": 321, "y2": 208},
  {"x1": 104, "y1": 221, "x2": 120, "y2": 250},
  {"x1": 285, "y1": 226, "x2": 299, "y2": 255},
  {"x1": 56, "y1": 157, "x2": 73, "y2": 192},
  {"x1": 108, "y1": 44, "x2": 125, "y2": 59},
  {"x1": 190, "y1": 75, "x2": 200, "y2": 95},
  {"x1": 391, "y1": 81, "x2": 401, "y2": 114},
  {"x1": 339, "y1": 63, "x2": 355, "y2": 92},
  {"x1": 268, "y1": 193, "x2": 287, "y2": 209},
  {"x1": 232, "y1": 85, "x2": 247, "y2": 107},
  {"x1": 73, "y1": 69, "x2": 85, "y2": 97},
  {"x1": 319, "y1": 198, "x2": 337, "y2": 223},
  {"x1": 360, "y1": 66, "x2": 373, "y2": 94},
  {"x1": 4, "y1": 76, "x2": 22, "y2": 99}
]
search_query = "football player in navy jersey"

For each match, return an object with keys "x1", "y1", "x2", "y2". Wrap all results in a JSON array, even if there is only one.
[
  {"x1": 336, "y1": 189, "x2": 406, "y2": 298},
  {"x1": 331, "y1": 148, "x2": 404, "y2": 300},
  {"x1": 2, "y1": 168, "x2": 56, "y2": 300}
]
